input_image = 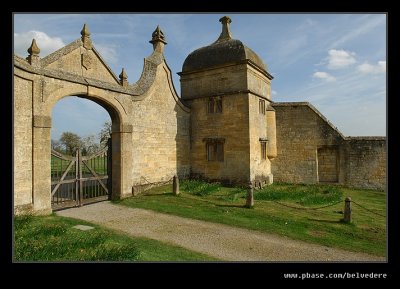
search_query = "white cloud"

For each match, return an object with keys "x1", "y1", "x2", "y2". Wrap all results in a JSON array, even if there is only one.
[
  {"x1": 357, "y1": 61, "x2": 386, "y2": 74},
  {"x1": 313, "y1": 71, "x2": 336, "y2": 82},
  {"x1": 327, "y1": 49, "x2": 356, "y2": 69},
  {"x1": 95, "y1": 43, "x2": 118, "y2": 65},
  {"x1": 14, "y1": 31, "x2": 65, "y2": 57},
  {"x1": 272, "y1": 90, "x2": 277, "y2": 96}
]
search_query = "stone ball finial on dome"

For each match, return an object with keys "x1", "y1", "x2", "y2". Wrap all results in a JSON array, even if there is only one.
[
  {"x1": 217, "y1": 16, "x2": 233, "y2": 42},
  {"x1": 181, "y1": 16, "x2": 268, "y2": 74}
]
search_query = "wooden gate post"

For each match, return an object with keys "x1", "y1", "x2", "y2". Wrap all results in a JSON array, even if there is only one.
[
  {"x1": 78, "y1": 148, "x2": 83, "y2": 206},
  {"x1": 75, "y1": 149, "x2": 79, "y2": 205},
  {"x1": 343, "y1": 197, "x2": 352, "y2": 223},
  {"x1": 245, "y1": 182, "x2": 254, "y2": 208},
  {"x1": 173, "y1": 175, "x2": 180, "y2": 195},
  {"x1": 107, "y1": 138, "x2": 112, "y2": 198}
]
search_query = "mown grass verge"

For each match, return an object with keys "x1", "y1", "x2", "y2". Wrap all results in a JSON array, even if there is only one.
[
  {"x1": 14, "y1": 214, "x2": 218, "y2": 261},
  {"x1": 116, "y1": 182, "x2": 386, "y2": 256}
]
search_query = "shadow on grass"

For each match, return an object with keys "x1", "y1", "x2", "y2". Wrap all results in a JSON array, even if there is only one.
[
  {"x1": 215, "y1": 204, "x2": 246, "y2": 208},
  {"x1": 142, "y1": 192, "x2": 174, "y2": 197},
  {"x1": 307, "y1": 218, "x2": 343, "y2": 224}
]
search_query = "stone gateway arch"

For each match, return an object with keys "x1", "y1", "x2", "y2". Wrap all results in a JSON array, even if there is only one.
[
  {"x1": 14, "y1": 24, "x2": 191, "y2": 215},
  {"x1": 14, "y1": 17, "x2": 386, "y2": 215}
]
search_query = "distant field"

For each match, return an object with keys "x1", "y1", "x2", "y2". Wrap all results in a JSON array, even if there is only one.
[
  {"x1": 116, "y1": 182, "x2": 386, "y2": 256},
  {"x1": 51, "y1": 154, "x2": 108, "y2": 177}
]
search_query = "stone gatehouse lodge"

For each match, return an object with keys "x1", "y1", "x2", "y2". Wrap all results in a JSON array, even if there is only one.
[{"x1": 13, "y1": 16, "x2": 386, "y2": 215}]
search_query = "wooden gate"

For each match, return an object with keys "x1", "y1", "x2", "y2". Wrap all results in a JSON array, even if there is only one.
[{"x1": 51, "y1": 141, "x2": 111, "y2": 210}]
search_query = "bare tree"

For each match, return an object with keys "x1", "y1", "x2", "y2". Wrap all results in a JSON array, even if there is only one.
[
  {"x1": 81, "y1": 135, "x2": 100, "y2": 155},
  {"x1": 51, "y1": 139, "x2": 64, "y2": 153},
  {"x1": 54, "y1": 122, "x2": 111, "y2": 155},
  {"x1": 60, "y1": 132, "x2": 82, "y2": 155},
  {"x1": 99, "y1": 121, "x2": 112, "y2": 146}
]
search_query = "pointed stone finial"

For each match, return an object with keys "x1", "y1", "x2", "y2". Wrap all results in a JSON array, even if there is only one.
[
  {"x1": 119, "y1": 68, "x2": 128, "y2": 87},
  {"x1": 81, "y1": 23, "x2": 91, "y2": 37},
  {"x1": 26, "y1": 39, "x2": 40, "y2": 66},
  {"x1": 149, "y1": 25, "x2": 167, "y2": 53},
  {"x1": 28, "y1": 39, "x2": 40, "y2": 55},
  {"x1": 217, "y1": 16, "x2": 233, "y2": 41},
  {"x1": 80, "y1": 23, "x2": 92, "y2": 49}
]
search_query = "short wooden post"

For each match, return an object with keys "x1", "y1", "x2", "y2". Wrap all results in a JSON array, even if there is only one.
[
  {"x1": 343, "y1": 197, "x2": 352, "y2": 223},
  {"x1": 173, "y1": 175, "x2": 180, "y2": 195},
  {"x1": 245, "y1": 182, "x2": 254, "y2": 208}
]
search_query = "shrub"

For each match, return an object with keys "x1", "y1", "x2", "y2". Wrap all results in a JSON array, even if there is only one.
[
  {"x1": 180, "y1": 179, "x2": 221, "y2": 196},
  {"x1": 254, "y1": 184, "x2": 343, "y2": 206}
]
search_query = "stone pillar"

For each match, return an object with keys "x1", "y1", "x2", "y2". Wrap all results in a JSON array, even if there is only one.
[
  {"x1": 343, "y1": 197, "x2": 352, "y2": 223},
  {"x1": 245, "y1": 182, "x2": 254, "y2": 208},
  {"x1": 173, "y1": 175, "x2": 180, "y2": 195},
  {"x1": 110, "y1": 123, "x2": 133, "y2": 200},
  {"x1": 32, "y1": 115, "x2": 52, "y2": 214}
]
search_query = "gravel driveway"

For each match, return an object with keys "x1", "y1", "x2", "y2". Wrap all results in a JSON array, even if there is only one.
[{"x1": 56, "y1": 201, "x2": 385, "y2": 262}]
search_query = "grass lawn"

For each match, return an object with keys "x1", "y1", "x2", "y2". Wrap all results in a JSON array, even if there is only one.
[
  {"x1": 115, "y1": 181, "x2": 386, "y2": 256},
  {"x1": 14, "y1": 214, "x2": 218, "y2": 261}
]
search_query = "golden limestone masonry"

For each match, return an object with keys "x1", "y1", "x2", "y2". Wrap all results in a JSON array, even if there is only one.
[{"x1": 13, "y1": 17, "x2": 386, "y2": 215}]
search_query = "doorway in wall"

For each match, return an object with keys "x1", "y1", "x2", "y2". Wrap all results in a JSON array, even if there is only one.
[{"x1": 317, "y1": 146, "x2": 339, "y2": 183}]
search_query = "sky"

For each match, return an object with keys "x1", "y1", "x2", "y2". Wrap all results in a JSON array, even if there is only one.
[{"x1": 13, "y1": 13, "x2": 386, "y2": 140}]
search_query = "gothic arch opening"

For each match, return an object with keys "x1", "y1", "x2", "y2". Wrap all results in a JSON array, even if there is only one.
[
  {"x1": 50, "y1": 96, "x2": 112, "y2": 209},
  {"x1": 48, "y1": 93, "x2": 124, "y2": 211}
]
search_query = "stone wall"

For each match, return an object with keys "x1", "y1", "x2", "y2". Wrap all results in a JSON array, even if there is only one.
[
  {"x1": 272, "y1": 102, "x2": 343, "y2": 184},
  {"x1": 272, "y1": 102, "x2": 386, "y2": 190},
  {"x1": 130, "y1": 64, "x2": 191, "y2": 190},
  {"x1": 247, "y1": 65, "x2": 272, "y2": 99},
  {"x1": 343, "y1": 137, "x2": 386, "y2": 190}
]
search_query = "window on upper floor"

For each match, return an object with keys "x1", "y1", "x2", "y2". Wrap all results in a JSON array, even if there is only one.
[
  {"x1": 259, "y1": 99, "x2": 265, "y2": 115},
  {"x1": 208, "y1": 97, "x2": 222, "y2": 114}
]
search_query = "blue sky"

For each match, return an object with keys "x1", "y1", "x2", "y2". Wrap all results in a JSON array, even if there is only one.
[{"x1": 14, "y1": 13, "x2": 386, "y2": 140}]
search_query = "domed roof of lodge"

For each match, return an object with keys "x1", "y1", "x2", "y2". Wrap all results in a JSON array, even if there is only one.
[{"x1": 181, "y1": 16, "x2": 267, "y2": 73}]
